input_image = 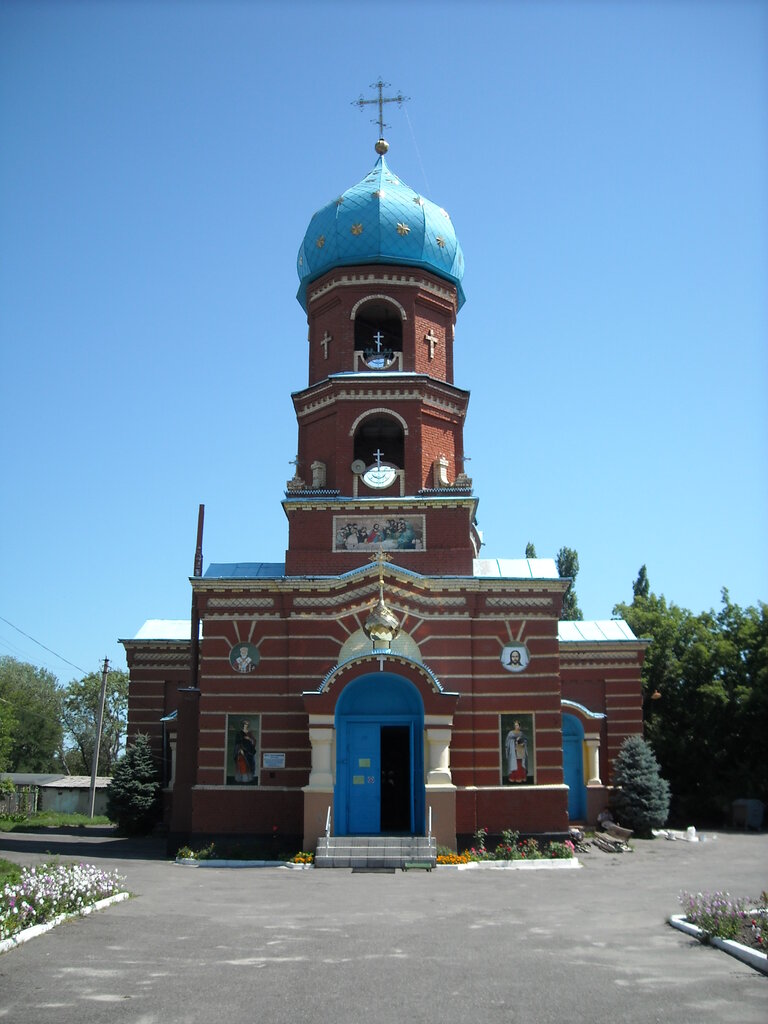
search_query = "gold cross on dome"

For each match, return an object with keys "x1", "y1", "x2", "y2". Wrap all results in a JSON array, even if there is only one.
[
  {"x1": 369, "y1": 544, "x2": 391, "y2": 592},
  {"x1": 352, "y1": 79, "x2": 409, "y2": 137}
]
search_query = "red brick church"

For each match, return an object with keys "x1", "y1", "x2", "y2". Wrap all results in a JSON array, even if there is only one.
[{"x1": 122, "y1": 126, "x2": 646, "y2": 855}]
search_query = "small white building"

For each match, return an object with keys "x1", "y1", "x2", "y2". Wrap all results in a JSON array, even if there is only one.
[{"x1": 1, "y1": 774, "x2": 112, "y2": 817}]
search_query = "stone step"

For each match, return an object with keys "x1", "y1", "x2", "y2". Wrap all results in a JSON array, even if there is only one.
[{"x1": 315, "y1": 835, "x2": 437, "y2": 869}]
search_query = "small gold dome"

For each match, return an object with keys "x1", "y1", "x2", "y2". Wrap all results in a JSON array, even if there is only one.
[
  {"x1": 364, "y1": 595, "x2": 400, "y2": 646},
  {"x1": 375, "y1": 137, "x2": 389, "y2": 155}
]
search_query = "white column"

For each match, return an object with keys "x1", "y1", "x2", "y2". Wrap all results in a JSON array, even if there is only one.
[
  {"x1": 307, "y1": 728, "x2": 334, "y2": 789},
  {"x1": 425, "y1": 728, "x2": 453, "y2": 787},
  {"x1": 585, "y1": 734, "x2": 601, "y2": 785},
  {"x1": 168, "y1": 736, "x2": 177, "y2": 790}
]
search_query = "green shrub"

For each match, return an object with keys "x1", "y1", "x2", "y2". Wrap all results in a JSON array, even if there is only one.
[
  {"x1": 106, "y1": 734, "x2": 160, "y2": 835},
  {"x1": 611, "y1": 735, "x2": 670, "y2": 835}
]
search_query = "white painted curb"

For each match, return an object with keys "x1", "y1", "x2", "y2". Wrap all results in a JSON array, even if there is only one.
[
  {"x1": 174, "y1": 859, "x2": 298, "y2": 868},
  {"x1": 439, "y1": 858, "x2": 582, "y2": 871},
  {"x1": 669, "y1": 914, "x2": 768, "y2": 975},
  {"x1": 0, "y1": 891, "x2": 130, "y2": 955}
]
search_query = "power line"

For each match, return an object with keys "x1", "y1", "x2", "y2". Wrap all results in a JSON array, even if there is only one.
[{"x1": 0, "y1": 615, "x2": 90, "y2": 677}]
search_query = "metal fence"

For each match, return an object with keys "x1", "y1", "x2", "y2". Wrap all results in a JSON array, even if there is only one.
[{"x1": 0, "y1": 785, "x2": 39, "y2": 816}]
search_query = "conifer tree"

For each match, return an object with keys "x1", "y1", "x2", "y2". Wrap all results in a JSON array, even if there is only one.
[
  {"x1": 611, "y1": 735, "x2": 670, "y2": 835},
  {"x1": 106, "y1": 734, "x2": 160, "y2": 835},
  {"x1": 556, "y1": 546, "x2": 583, "y2": 620},
  {"x1": 632, "y1": 564, "x2": 650, "y2": 601}
]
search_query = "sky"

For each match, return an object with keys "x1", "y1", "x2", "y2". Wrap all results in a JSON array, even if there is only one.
[{"x1": 1, "y1": 0, "x2": 766, "y2": 683}]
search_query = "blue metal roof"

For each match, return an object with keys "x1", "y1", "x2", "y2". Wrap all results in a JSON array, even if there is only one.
[
  {"x1": 296, "y1": 155, "x2": 465, "y2": 311},
  {"x1": 204, "y1": 562, "x2": 286, "y2": 579}
]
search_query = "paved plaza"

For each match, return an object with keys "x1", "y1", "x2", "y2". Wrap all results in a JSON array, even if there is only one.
[{"x1": 0, "y1": 829, "x2": 765, "y2": 1024}]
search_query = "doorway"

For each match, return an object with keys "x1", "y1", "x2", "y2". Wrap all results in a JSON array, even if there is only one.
[
  {"x1": 562, "y1": 714, "x2": 586, "y2": 820},
  {"x1": 380, "y1": 726, "x2": 411, "y2": 832},
  {"x1": 334, "y1": 673, "x2": 424, "y2": 836}
]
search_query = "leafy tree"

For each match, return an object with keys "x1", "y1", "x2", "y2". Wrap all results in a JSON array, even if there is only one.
[
  {"x1": 62, "y1": 669, "x2": 129, "y2": 776},
  {"x1": 632, "y1": 564, "x2": 650, "y2": 600},
  {"x1": 611, "y1": 735, "x2": 670, "y2": 835},
  {"x1": 556, "y1": 546, "x2": 583, "y2": 621},
  {"x1": 0, "y1": 657, "x2": 63, "y2": 771},
  {"x1": 0, "y1": 697, "x2": 16, "y2": 773},
  {"x1": 106, "y1": 734, "x2": 160, "y2": 835},
  {"x1": 614, "y1": 586, "x2": 768, "y2": 823},
  {"x1": 525, "y1": 542, "x2": 537, "y2": 559}
]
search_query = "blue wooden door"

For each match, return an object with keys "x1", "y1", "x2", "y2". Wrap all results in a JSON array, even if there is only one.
[
  {"x1": 562, "y1": 715, "x2": 585, "y2": 820},
  {"x1": 347, "y1": 722, "x2": 380, "y2": 833}
]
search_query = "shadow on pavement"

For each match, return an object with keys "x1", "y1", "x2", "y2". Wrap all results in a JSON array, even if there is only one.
[{"x1": 0, "y1": 827, "x2": 166, "y2": 861}]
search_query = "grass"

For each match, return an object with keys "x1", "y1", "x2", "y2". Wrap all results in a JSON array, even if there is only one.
[
  {"x1": 0, "y1": 811, "x2": 112, "y2": 832},
  {"x1": 0, "y1": 858, "x2": 23, "y2": 887}
]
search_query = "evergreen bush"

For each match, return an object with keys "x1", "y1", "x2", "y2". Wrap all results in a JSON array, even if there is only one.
[
  {"x1": 611, "y1": 735, "x2": 671, "y2": 836},
  {"x1": 106, "y1": 734, "x2": 160, "y2": 835}
]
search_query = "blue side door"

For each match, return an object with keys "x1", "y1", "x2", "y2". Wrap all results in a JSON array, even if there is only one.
[
  {"x1": 562, "y1": 716, "x2": 585, "y2": 820},
  {"x1": 347, "y1": 722, "x2": 380, "y2": 834}
]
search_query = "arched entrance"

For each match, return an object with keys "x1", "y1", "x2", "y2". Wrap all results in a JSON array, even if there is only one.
[
  {"x1": 562, "y1": 714, "x2": 586, "y2": 820},
  {"x1": 334, "y1": 673, "x2": 425, "y2": 835}
]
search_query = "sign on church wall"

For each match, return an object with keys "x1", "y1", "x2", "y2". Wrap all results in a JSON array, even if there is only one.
[
  {"x1": 500, "y1": 713, "x2": 535, "y2": 785},
  {"x1": 333, "y1": 514, "x2": 425, "y2": 551},
  {"x1": 226, "y1": 715, "x2": 260, "y2": 786},
  {"x1": 500, "y1": 644, "x2": 529, "y2": 672},
  {"x1": 229, "y1": 642, "x2": 260, "y2": 673}
]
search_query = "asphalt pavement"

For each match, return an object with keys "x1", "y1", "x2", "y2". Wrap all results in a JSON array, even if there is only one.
[{"x1": 0, "y1": 828, "x2": 765, "y2": 1024}]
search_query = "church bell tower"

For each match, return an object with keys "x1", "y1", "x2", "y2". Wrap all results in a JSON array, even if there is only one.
[{"x1": 284, "y1": 124, "x2": 478, "y2": 577}]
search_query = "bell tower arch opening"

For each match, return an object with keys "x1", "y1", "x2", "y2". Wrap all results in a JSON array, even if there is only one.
[
  {"x1": 353, "y1": 297, "x2": 403, "y2": 367},
  {"x1": 353, "y1": 413, "x2": 405, "y2": 471}
]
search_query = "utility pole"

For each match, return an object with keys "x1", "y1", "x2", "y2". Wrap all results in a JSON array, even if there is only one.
[
  {"x1": 88, "y1": 657, "x2": 109, "y2": 819},
  {"x1": 190, "y1": 504, "x2": 204, "y2": 690}
]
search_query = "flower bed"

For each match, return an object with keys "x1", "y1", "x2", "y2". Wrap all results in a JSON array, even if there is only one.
[
  {"x1": 453, "y1": 828, "x2": 576, "y2": 864},
  {"x1": 1, "y1": 863, "x2": 126, "y2": 945},
  {"x1": 677, "y1": 890, "x2": 767, "y2": 953}
]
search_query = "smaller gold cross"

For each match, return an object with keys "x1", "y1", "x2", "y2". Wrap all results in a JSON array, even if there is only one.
[{"x1": 369, "y1": 545, "x2": 391, "y2": 592}]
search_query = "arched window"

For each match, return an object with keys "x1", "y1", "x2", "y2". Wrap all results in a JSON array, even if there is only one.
[
  {"x1": 353, "y1": 414, "x2": 404, "y2": 469},
  {"x1": 353, "y1": 298, "x2": 403, "y2": 367}
]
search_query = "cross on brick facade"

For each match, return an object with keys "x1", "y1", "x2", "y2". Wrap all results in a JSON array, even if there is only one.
[
  {"x1": 425, "y1": 328, "x2": 439, "y2": 360},
  {"x1": 320, "y1": 331, "x2": 332, "y2": 359}
]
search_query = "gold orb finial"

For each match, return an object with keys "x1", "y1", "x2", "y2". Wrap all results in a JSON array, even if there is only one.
[{"x1": 375, "y1": 137, "x2": 389, "y2": 155}]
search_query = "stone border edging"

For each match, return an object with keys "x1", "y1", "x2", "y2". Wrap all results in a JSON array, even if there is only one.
[
  {"x1": 175, "y1": 858, "x2": 580, "y2": 871},
  {"x1": 439, "y1": 858, "x2": 582, "y2": 871},
  {"x1": 669, "y1": 914, "x2": 768, "y2": 975},
  {"x1": 175, "y1": 859, "x2": 309, "y2": 869},
  {"x1": 0, "y1": 891, "x2": 130, "y2": 956}
]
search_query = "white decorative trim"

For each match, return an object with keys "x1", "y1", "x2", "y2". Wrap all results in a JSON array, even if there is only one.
[
  {"x1": 309, "y1": 270, "x2": 457, "y2": 309},
  {"x1": 562, "y1": 699, "x2": 606, "y2": 720},
  {"x1": 350, "y1": 293, "x2": 408, "y2": 321},
  {"x1": 348, "y1": 406, "x2": 409, "y2": 436},
  {"x1": 486, "y1": 597, "x2": 553, "y2": 608}
]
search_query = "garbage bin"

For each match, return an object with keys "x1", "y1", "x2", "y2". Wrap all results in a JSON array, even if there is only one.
[{"x1": 732, "y1": 799, "x2": 765, "y2": 829}]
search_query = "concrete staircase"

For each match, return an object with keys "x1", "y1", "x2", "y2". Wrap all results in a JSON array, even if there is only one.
[{"x1": 314, "y1": 835, "x2": 437, "y2": 869}]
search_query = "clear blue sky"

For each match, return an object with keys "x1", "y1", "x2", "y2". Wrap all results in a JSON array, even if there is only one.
[{"x1": 1, "y1": 0, "x2": 766, "y2": 682}]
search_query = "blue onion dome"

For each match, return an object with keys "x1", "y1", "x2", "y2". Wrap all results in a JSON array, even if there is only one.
[{"x1": 297, "y1": 153, "x2": 465, "y2": 311}]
